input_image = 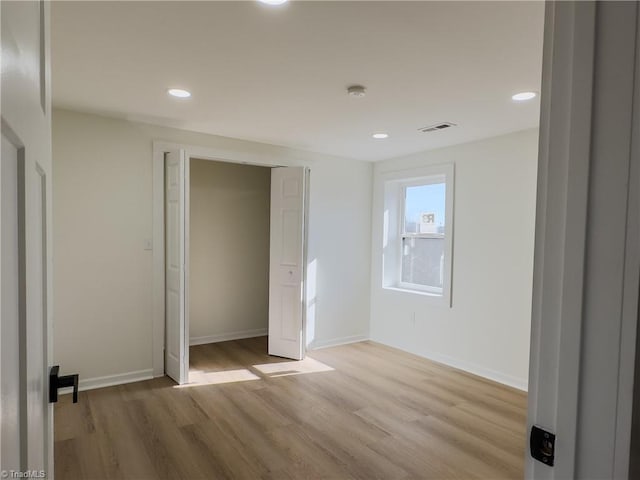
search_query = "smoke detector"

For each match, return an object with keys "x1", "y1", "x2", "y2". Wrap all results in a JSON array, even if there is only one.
[
  {"x1": 418, "y1": 122, "x2": 457, "y2": 133},
  {"x1": 347, "y1": 85, "x2": 367, "y2": 97}
]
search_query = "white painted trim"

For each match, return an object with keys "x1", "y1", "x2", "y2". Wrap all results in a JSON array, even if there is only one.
[
  {"x1": 377, "y1": 162, "x2": 453, "y2": 181},
  {"x1": 190, "y1": 328, "x2": 268, "y2": 346},
  {"x1": 152, "y1": 147, "x2": 165, "y2": 377},
  {"x1": 152, "y1": 141, "x2": 313, "y2": 377},
  {"x1": 528, "y1": 2, "x2": 640, "y2": 478},
  {"x1": 308, "y1": 335, "x2": 369, "y2": 351},
  {"x1": 425, "y1": 351, "x2": 528, "y2": 392},
  {"x1": 527, "y1": 4, "x2": 595, "y2": 478},
  {"x1": 183, "y1": 152, "x2": 191, "y2": 382},
  {"x1": 153, "y1": 140, "x2": 306, "y2": 170},
  {"x1": 379, "y1": 163, "x2": 454, "y2": 308},
  {"x1": 302, "y1": 167, "x2": 311, "y2": 358},
  {"x1": 372, "y1": 339, "x2": 527, "y2": 392},
  {"x1": 59, "y1": 369, "x2": 154, "y2": 394}
]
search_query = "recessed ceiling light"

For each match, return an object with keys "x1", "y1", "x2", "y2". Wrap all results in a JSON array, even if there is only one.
[
  {"x1": 512, "y1": 91, "x2": 537, "y2": 101},
  {"x1": 372, "y1": 133, "x2": 389, "y2": 139},
  {"x1": 258, "y1": 0, "x2": 288, "y2": 5},
  {"x1": 168, "y1": 88, "x2": 191, "y2": 98}
]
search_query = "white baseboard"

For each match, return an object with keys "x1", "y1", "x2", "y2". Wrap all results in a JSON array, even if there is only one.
[
  {"x1": 59, "y1": 368, "x2": 154, "y2": 395},
  {"x1": 308, "y1": 334, "x2": 369, "y2": 350},
  {"x1": 190, "y1": 328, "x2": 268, "y2": 346},
  {"x1": 429, "y1": 352, "x2": 528, "y2": 391},
  {"x1": 370, "y1": 339, "x2": 528, "y2": 392}
]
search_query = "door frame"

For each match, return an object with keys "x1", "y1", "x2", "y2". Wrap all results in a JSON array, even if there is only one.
[
  {"x1": 526, "y1": 2, "x2": 640, "y2": 478},
  {"x1": 151, "y1": 141, "x2": 310, "y2": 378}
]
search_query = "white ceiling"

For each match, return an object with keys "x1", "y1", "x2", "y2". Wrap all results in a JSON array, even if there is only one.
[{"x1": 51, "y1": 1, "x2": 544, "y2": 162}]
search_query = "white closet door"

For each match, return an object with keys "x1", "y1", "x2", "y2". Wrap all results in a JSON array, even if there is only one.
[
  {"x1": 164, "y1": 150, "x2": 187, "y2": 383},
  {"x1": 268, "y1": 167, "x2": 307, "y2": 360}
]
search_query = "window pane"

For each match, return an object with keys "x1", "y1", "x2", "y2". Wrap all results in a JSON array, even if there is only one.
[
  {"x1": 404, "y1": 183, "x2": 446, "y2": 234},
  {"x1": 401, "y1": 237, "x2": 444, "y2": 290}
]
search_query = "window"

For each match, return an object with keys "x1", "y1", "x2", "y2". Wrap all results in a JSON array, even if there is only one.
[
  {"x1": 400, "y1": 180, "x2": 446, "y2": 293},
  {"x1": 381, "y1": 164, "x2": 454, "y2": 304}
]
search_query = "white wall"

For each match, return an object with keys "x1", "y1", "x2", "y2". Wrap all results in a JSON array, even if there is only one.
[
  {"x1": 370, "y1": 128, "x2": 538, "y2": 390},
  {"x1": 189, "y1": 159, "x2": 270, "y2": 344},
  {"x1": 52, "y1": 109, "x2": 372, "y2": 385}
]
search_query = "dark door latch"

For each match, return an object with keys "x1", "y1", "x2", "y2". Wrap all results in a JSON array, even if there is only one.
[
  {"x1": 49, "y1": 365, "x2": 79, "y2": 403},
  {"x1": 530, "y1": 425, "x2": 555, "y2": 466}
]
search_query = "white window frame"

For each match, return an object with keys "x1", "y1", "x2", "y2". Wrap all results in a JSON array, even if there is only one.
[
  {"x1": 381, "y1": 163, "x2": 454, "y2": 306},
  {"x1": 397, "y1": 176, "x2": 447, "y2": 294}
]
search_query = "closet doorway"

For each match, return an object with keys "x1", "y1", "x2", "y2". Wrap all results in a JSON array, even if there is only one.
[{"x1": 154, "y1": 145, "x2": 309, "y2": 384}]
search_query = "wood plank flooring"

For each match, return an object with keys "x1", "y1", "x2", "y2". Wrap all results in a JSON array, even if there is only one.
[{"x1": 54, "y1": 337, "x2": 527, "y2": 479}]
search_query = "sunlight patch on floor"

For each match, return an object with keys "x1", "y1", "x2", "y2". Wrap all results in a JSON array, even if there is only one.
[
  {"x1": 252, "y1": 356, "x2": 334, "y2": 377},
  {"x1": 177, "y1": 356, "x2": 335, "y2": 388},
  {"x1": 176, "y1": 368, "x2": 260, "y2": 387}
]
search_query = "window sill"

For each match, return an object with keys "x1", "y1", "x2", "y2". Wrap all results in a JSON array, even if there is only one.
[
  {"x1": 382, "y1": 286, "x2": 451, "y2": 307},
  {"x1": 382, "y1": 286, "x2": 443, "y2": 297}
]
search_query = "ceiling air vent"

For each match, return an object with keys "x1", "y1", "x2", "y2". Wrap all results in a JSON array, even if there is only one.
[{"x1": 419, "y1": 122, "x2": 457, "y2": 133}]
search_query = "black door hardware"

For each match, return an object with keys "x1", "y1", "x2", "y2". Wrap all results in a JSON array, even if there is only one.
[
  {"x1": 49, "y1": 365, "x2": 79, "y2": 404},
  {"x1": 530, "y1": 425, "x2": 555, "y2": 466}
]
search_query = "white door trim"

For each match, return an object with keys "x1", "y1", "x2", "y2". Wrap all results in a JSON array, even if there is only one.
[
  {"x1": 526, "y1": 3, "x2": 595, "y2": 477},
  {"x1": 151, "y1": 141, "x2": 310, "y2": 377},
  {"x1": 527, "y1": 2, "x2": 640, "y2": 478}
]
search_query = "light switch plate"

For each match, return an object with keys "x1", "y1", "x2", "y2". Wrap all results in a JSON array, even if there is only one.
[{"x1": 144, "y1": 238, "x2": 153, "y2": 251}]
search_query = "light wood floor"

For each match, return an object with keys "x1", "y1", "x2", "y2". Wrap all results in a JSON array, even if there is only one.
[{"x1": 54, "y1": 337, "x2": 527, "y2": 479}]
